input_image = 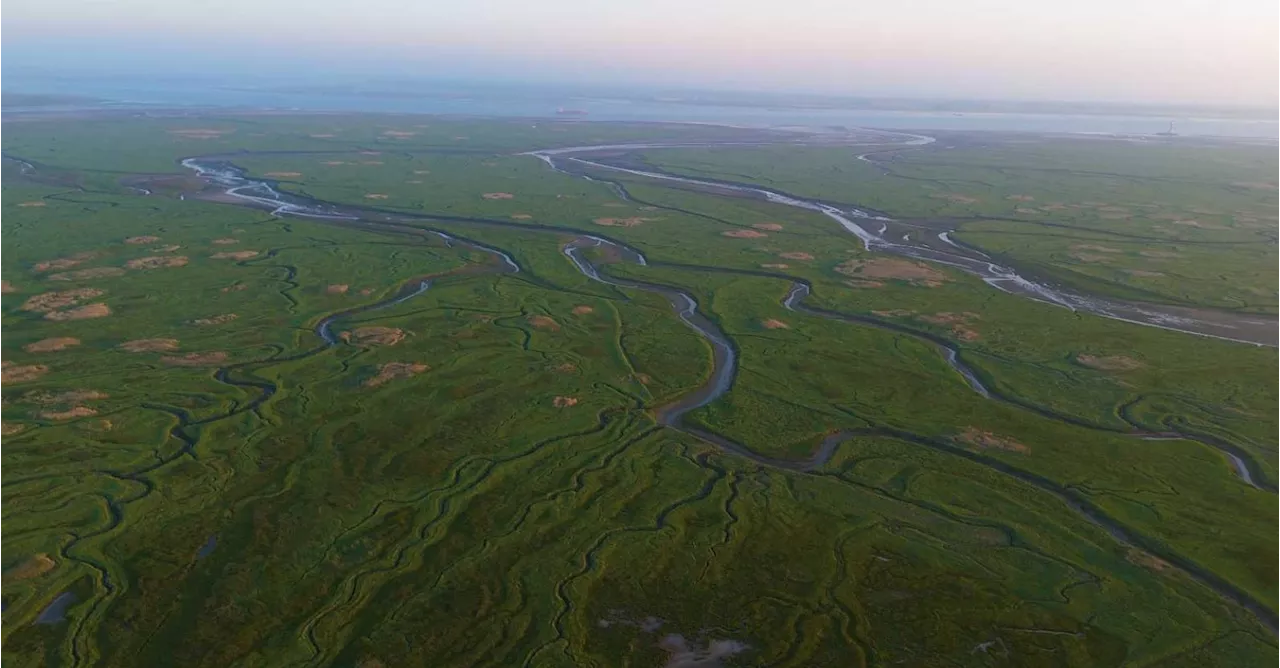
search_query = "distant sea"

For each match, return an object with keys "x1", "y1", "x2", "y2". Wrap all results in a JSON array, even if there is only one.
[{"x1": 6, "y1": 77, "x2": 1277, "y2": 139}]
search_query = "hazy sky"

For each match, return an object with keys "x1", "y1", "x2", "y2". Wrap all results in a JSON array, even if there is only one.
[{"x1": 4, "y1": 0, "x2": 1277, "y2": 106}]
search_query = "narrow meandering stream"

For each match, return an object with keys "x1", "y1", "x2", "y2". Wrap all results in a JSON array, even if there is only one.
[{"x1": 159, "y1": 151, "x2": 1276, "y2": 631}]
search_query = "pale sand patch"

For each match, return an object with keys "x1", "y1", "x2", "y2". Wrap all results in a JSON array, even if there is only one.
[
  {"x1": 365, "y1": 362, "x2": 430, "y2": 387},
  {"x1": 42, "y1": 406, "x2": 98, "y2": 421},
  {"x1": 46, "y1": 303, "x2": 111, "y2": 320},
  {"x1": 22, "y1": 288, "x2": 105, "y2": 313},
  {"x1": 572, "y1": 305, "x2": 594, "y2": 315},
  {"x1": 762, "y1": 319, "x2": 789, "y2": 329},
  {"x1": 1, "y1": 280, "x2": 15, "y2": 293},
  {"x1": 360, "y1": 288, "x2": 374, "y2": 296},
  {"x1": 327, "y1": 284, "x2": 350, "y2": 294},
  {"x1": 930, "y1": 193, "x2": 979, "y2": 204},
  {"x1": 760, "y1": 263, "x2": 790, "y2": 269},
  {"x1": 153, "y1": 244, "x2": 182, "y2": 253},
  {"x1": 872, "y1": 309, "x2": 915, "y2": 317},
  {"x1": 359, "y1": 151, "x2": 382, "y2": 156},
  {"x1": 1015, "y1": 207, "x2": 1041, "y2": 215},
  {"x1": 413, "y1": 170, "x2": 431, "y2": 175},
  {"x1": 752, "y1": 223, "x2": 784, "y2": 231},
  {"x1": 635, "y1": 373, "x2": 652, "y2": 384},
  {"x1": 168, "y1": 128, "x2": 233, "y2": 139},
  {"x1": 33, "y1": 252, "x2": 95, "y2": 272},
  {"x1": 210, "y1": 251, "x2": 260, "y2": 260},
  {"x1": 48, "y1": 267, "x2": 127, "y2": 281},
  {"x1": 593, "y1": 217, "x2": 655, "y2": 227},
  {"x1": 125, "y1": 256, "x2": 189, "y2": 270},
  {"x1": 1070, "y1": 253, "x2": 1113, "y2": 263},
  {"x1": 779, "y1": 252, "x2": 814, "y2": 260},
  {"x1": 553, "y1": 396, "x2": 579, "y2": 408},
  {"x1": 1071, "y1": 244, "x2": 1123, "y2": 253},
  {"x1": 405, "y1": 180, "x2": 423, "y2": 184},
  {"x1": 212, "y1": 238, "x2": 239, "y2": 245},
  {"x1": 364, "y1": 194, "x2": 390, "y2": 200},
  {"x1": 1128, "y1": 548, "x2": 1173, "y2": 573},
  {"x1": 836, "y1": 258, "x2": 947, "y2": 287},
  {"x1": 23, "y1": 337, "x2": 81, "y2": 353},
  {"x1": 6, "y1": 554, "x2": 56, "y2": 581},
  {"x1": 553, "y1": 363, "x2": 578, "y2": 373},
  {"x1": 2, "y1": 422, "x2": 27, "y2": 436},
  {"x1": 18, "y1": 201, "x2": 46, "y2": 207},
  {"x1": 482, "y1": 192, "x2": 515, "y2": 200},
  {"x1": 843, "y1": 279, "x2": 886, "y2": 289},
  {"x1": 722, "y1": 229, "x2": 768, "y2": 238},
  {"x1": 26, "y1": 389, "x2": 108, "y2": 404},
  {"x1": 529, "y1": 315, "x2": 560, "y2": 331},
  {"x1": 124, "y1": 235, "x2": 162, "y2": 244},
  {"x1": 161, "y1": 351, "x2": 229, "y2": 366},
  {"x1": 265, "y1": 172, "x2": 302, "y2": 177},
  {"x1": 191, "y1": 314, "x2": 238, "y2": 326},
  {"x1": 918, "y1": 312, "x2": 981, "y2": 341},
  {"x1": 119, "y1": 338, "x2": 179, "y2": 352},
  {"x1": 310, "y1": 134, "x2": 337, "y2": 138},
  {"x1": 957, "y1": 427, "x2": 1028, "y2": 453},
  {"x1": 1006, "y1": 195, "x2": 1035, "y2": 202},
  {"x1": 340, "y1": 327, "x2": 406, "y2": 346},
  {"x1": 1076, "y1": 354, "x2": 1143, "y2": 371},
  {"x1": 1139, "y1": 250, "x2": 1180, "y2": 258},
  {"x1": 1125, "y1": 269, "x2": 1165, "y2": 278},
  {"x1": 2, "y1": 362, "x2": 49, "y2": 383},
  {"x1": 321, "y1": 160, "x2": 346, "y2": 165},
  {"x1": 511, "y1": 214, "x2": 534, "y2": 220}
]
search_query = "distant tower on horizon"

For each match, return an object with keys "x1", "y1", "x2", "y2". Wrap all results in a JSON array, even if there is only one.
[{"x1": 1157, "y1": 121, "x2": 1178, "y2": 137}]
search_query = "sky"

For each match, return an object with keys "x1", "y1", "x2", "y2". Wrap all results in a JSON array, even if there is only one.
[{"x1": 3, "y1": 0, "x2": 1277, "y2": 107}]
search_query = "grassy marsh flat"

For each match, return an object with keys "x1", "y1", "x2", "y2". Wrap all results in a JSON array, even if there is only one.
[{"x1": 2, "y1": 114, "x2": 1275, "y2": 667}]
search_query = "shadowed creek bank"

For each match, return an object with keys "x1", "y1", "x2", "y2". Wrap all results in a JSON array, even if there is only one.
[{"x1": 165, "y1": 149, "x2": 1277, "y2": 632}]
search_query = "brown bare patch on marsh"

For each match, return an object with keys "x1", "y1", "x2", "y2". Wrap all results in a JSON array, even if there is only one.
[
  {"x1": 572, "y1": 305, "x2": 594, "y2": 315},
  {"x1": 41, "y1": 406, "x2": 98, "y2": 421},
  {"x1": 722, "y1": 229, "x2": 768, "y2": 238},
  {"x1": 1128, "y1": 548, "x2": 1173, "y2": 573},
  {"x1": 752, "y1": 223, "x2": 784, "y2": 231},
  {"x1": 2, "y1": 362, "x2": 49, "y2": 383},
  {"x1": 26, "y1": 389, "x2": 108, "y2": 404},
  {"x1": 1076, "y1": 354, "x2": 1143, "y2": 371},
  {"x1": 211, "y1": 251, "x2": 260, "y2": 260},
  {"x1": 930, "y1": 193, "x2": 979, "y2": 204},
  {"x1": 46, "y1": 303, "x2": 111, "y2": 321},
  {"x1": 33, "y1": 252, "x2": 94, "y2": 272},
  {"x1": 529, "y1": 315, "x2": 560, "y2": 331},
  {"x1": 153, "y1": 244, "x2": 182, "y2": 253},
  {"x1": 341, "y1": 327, "x2": 406, "y2": 346},
  {"x1": 192, "y1": 314, "x2": 239, "y2": 326},
  {"x1": 553, "y1": 363, "x2": 578, "y2": 373},
  {"x1": 1, "y1": 280, "x2": 15, "y2": 293},
  {"x1": 119, "y1": 338, "x2": 179, "y2": 352},
  {"x1": 327, "y1": 284, "x2": 350, "y2": 294},
  {"x1": 48, "y1": 267, "x2": 127, "y2": 281},
  {"x1": 124, "y1": 235, "x2": 162, "y2": 244},
  {"x1": 22, "y1": 288, "x2": 105, "y2": 313},
  {"x1": 760, "y1": 263, "x2": 790, "y2": 269},
  {"x1": 1071, "y1": 244, "x2": 1122, "y2": 253},
  {"x1": 761, "y1": 319, "x2": 789, "y2": 329},
  {"x1": 1125, "y1": 269, "x2": 1165, "y2": 278},
  {"x1": 18, "y1": 201, "x2": 47, "y2": 207},
  {"x1": 23, "y1": 337, "x2": 81, "y2": 353},
  {"x1": 365, "y1": 362, "x2": 430, "y2": 387},
  {"x1": 125, "y1": 256, "x2": 189, "y2": 270},
  {"x1": 779, "y1": 252, "x2": 814, "y2": 260},
  {"x1": 1070, "y1": 253, "x2": 1113, "y2": 263},
  {"x1": 482, "y1": 192, "x2": 515, "y2": 200},
  {"x1": 364, "y1": 193, "x2": 389, "y2": 200},
  {"x1": 168, "y1": 128, "x2": 233, "y2": 139},
  {"x1": 836, "y1": 258, "x2": 947, "y2": 287},
  {"x1": 212, "y1": 238, "x2": 239, "y2": 245},
  {"x1": 919, "y1": 312, "x2": 981, "y2": 341},
  {"x1": 2, "y1": 422, "x2": 28, "y2": 435},
  {"x1": 161, "y1": 351, "x2": 229, "y2": 366},
  {"x1": 1006, "y1": 195, "x2": 1035, "y2": 201},
  {"x1": 6, "y1": 554, "x2": 55, "y2": 581},
  {"x1": 511, "y1": 214, "x2": 534, "y2": 220},
  {"x1": 553, "y1": 396, "x2": 579, "y2": 408},
  {"x1": 957, "y1": 427, "x2": 1028, "y2": 453},
  {"x1": 593, "y1": 217, "x2": 654, "y2": 227}
]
